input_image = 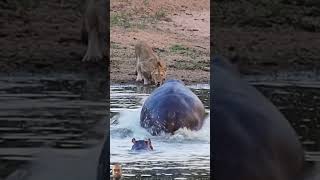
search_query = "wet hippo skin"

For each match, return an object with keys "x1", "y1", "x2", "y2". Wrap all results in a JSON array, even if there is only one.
[
  {"x1": 131, "y1": 138, "x2": 153, "y2": 151},
  {"x1": 140, "y1": 79, "x2": 206, "y2": 135},
  {"x1": 212, "y1": 56, "x2": 305, "y2": 180}
]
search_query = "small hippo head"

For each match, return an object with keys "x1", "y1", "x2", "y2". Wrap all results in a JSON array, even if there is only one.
[{"x1": 131, "y1": 138, "x2": 153, "y2": 151}]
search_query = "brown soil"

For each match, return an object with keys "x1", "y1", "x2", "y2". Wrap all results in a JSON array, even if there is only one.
[
  {"x1": 0, "y1": 1, "x2": 106, "y2": 178},
  {"x1": 212, "y1": 0, "x2": 320, "y2": 75},
  {"x1": 110, "y1": 0, "x2": 210, "y2": 84},
  {"x1": 0, "y1": 0, "x2": 106, "y2": 76}
]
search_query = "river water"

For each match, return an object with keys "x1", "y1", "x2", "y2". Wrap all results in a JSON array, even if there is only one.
[
  {"x1": 245, "y1": 75, "x2": 320, "y2": 168},
  {"x1": 0, "y1": 75, "x2": 107, "y2": 179},
  {"x1": 0, "y1": 74, "x2": 320, "y2": 179},
  {"x1": 110, "y1": 84, "x2": 210, "y2": 179}
]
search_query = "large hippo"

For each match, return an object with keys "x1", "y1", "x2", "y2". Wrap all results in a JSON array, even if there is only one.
[
  {"x1": 131, "y1": 138, "x2": 153, "y2": 151},
  {"x1": 212, "y1": 56, "x2": 305, "y2": 180},
  {"x1": 140, "y1": 79, "x2": 206, "y2": 135}
]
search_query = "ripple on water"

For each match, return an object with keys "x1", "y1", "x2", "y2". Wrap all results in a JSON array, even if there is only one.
[
  {"x1": 0, "y1": 76, "x2": 107, "y2": 178},
  {"x1": 110, "y1": 85, "x2": 210, "y2": 179}
]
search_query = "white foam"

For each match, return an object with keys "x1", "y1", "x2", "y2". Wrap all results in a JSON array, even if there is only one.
[
  {"x1": 111, "y1": 108, "x2": 210, "y2": 142},
  {"x1": 110, "y1": 84, "x2": 210, "y2": 175}
]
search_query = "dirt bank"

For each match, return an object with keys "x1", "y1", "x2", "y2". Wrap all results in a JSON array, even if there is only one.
[
  {"x1": 0, "y1": 0, "x2": 106, "y2": 76},
  {"x1": 212, "y1": 0, "x2": 320, "y2": 75},
  {"x1": 110, "y1": 0, "x2": 210, "y2": 84}
]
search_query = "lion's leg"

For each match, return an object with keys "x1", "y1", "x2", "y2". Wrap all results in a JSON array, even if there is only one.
[
  {"x1": 136, "y1": 71, "x2": 142, "y2": 82},
  {"x1": 135, "y1": 55, "x2": 139, "y2": 74},
  {"x1": 82, "y1": 1, "x2": 103, "y2": 62},
  {"x1": 141, "y1": 71, "x2": 150, "y2": 85},
  {"x1": 136, "y1": 60, "x2": 143, "y2": 82},
  {"x1": 143, "y1": 77, "x2": 150, "y2": 85},
  {"x1": 82, "y1": 27, "x2": 103, "y2": 61}
]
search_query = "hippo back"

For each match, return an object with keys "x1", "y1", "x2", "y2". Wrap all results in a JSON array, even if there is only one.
[
  {"x1": 212, "y1": 56, "x2": 304, "y2": 180},
  {"x1": 141, "y1": 80, "x2": 206, "y2": 135}
]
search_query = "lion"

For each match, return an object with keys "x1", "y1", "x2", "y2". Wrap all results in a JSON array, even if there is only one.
[
  {"x1": 81, "y1": 0, "x2": 107, "y2": 61},
  {"x1": 135, "y1": 41, "x2": 167, "y2": 86}
]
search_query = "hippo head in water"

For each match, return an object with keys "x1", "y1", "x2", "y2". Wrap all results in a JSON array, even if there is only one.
[
  {"x1": 140, "y1": 79, "x2": 206, "y2": 135},
  {"x1": 131, "y1": 138, "x2": 153, "y2": 151}
]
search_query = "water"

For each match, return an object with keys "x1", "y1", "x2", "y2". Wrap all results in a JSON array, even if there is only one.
[
  {"x1": 245, "y1": 77, "x2": 320, "y2": 168},
  {"x1": 110, "y1": 84, "x2": 210, "y2": 179},
  {"x1": 0, "y1": 75, "x2": 107, "y2": 179},
  {"x1": 1, "y1": 74, "x2": 320, "y2": 179}
]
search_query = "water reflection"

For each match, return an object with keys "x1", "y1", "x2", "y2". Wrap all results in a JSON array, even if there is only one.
[
  {"x1": 250, "y1": 81, "x2": 320, "y2": 164},
  {"x1": 0, "y1": 75, "x2": 107, "y2": 179}
]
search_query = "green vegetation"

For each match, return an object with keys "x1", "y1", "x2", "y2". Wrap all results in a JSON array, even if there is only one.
[
  {"x1": 169, "y1": 44, "x2": 200, "y2": 59},
  {"x1": 110, "y1": 6, "x2": 168, "y2": 29},
  {"x1": 169, "y1": 44, "x2": 209, "y2": 70},
  {"x1": 169, "y1": 44, "x2": 190, "y2": 53},
  {"x1": 143, "y1": 0, "x2": 150, "y2": 6},
  {"x1": 111, "y1": 12, "x2": 131, "y2": 28},
  {"x1": 111, "y1": 42, "x2": 121, "y2": 49},
  {"x1": 173, "y1": 60, "x2": 209, "y2": 71},
  {"x1": 154, "y1": 9, "x2": 166, "y2": 20},
  {"x1": 5, "y1": 0, "x2": 40, "y2": 11}
]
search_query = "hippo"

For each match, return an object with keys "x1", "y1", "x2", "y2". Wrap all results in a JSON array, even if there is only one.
[
  {"x1": 212, "y1": 56, "x2": 305, "y2": 180},
  {"x1": 140, "y1": 79, "x2": 206, "y2": 136},
  {"x1": 131, "y1": 138, "x2": 153, "y2": 151}
]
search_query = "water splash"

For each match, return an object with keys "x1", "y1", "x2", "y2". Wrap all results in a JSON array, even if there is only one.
[
  {"x1": 110, "y1": 85, "x2": 210, "y2": 178},
  {"x1": 110, "y1": 108, "x2": 210, "y2": 142}
]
